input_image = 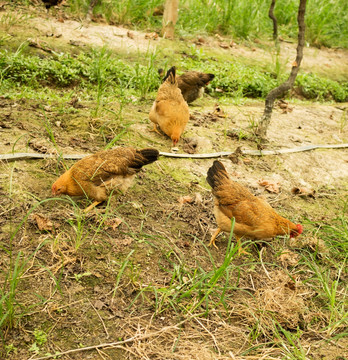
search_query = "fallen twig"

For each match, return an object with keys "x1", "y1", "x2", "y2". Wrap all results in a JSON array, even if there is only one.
[
  {"x1": 30, "y1": 317, "x2": 190, "y2": 360},
  {"x1": 88, "y1": 298, "x2": 110, "y2": 339},
  {"x1": 260, "y1": 247, "x2": 271, "y2": 280},
  {"x1": 195, "y1": 318, "x2": 221, "y2": 355},
  {"x1": 1, "y1": 143, "x2": 348, "y2": 162}
]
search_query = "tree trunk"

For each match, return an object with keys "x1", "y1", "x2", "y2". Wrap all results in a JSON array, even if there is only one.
[
  {"x1": 256, "y1": 0, "x2": 307, "y2": 140},
  {"x1": 269, "y1": 0, "x2": 278, "y2": 40},
  {"x1": 86, "y1": 0, "x2": 99, "y2": 20},
  {"x1": 161, "y1": 0, "x2": 179, "y2": 39}
]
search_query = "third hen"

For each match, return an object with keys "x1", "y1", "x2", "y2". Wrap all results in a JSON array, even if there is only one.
[
  {"x1": 158, "y1": 69, "x2": 215, "y2": 103},
  {"x1": 207, "y1": 161, "x2": 303, "y2": 254},
  {"x1": 177, "y1": 71, "x2": 215, "y2": 103}
]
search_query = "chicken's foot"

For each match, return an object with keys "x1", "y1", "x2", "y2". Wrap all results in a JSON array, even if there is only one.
[
  {"x1": 236, "y1": 236, "x2": 250, "y2": 256},
  {"x1": 150, "y1": 124, "x2": 162, "y2": 136},
  {"x1": 84, "y1": 201, "x2": 103, "y2": 213},
  {"x1": 208, "y1": 228, "x2": 221, "y2": 249}
]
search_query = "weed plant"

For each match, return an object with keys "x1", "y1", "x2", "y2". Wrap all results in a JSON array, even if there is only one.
[
  {"x1": 65, "y1": 0, "x2": 348, "y2": 48},
  {"x1": 0, "y1": 43, "x2": 347, "y2": 102},
  {"x1": 9, "y1": 0, "x2": 348, "y2": 48}
]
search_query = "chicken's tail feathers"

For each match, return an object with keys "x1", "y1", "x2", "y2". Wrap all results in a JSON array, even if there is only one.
[
  {"x1": 206, "y1": 160, "x2": 229, "y2": 189},
  {"x1": 133, "y1": 148, "x2": 160, "y2": 168},
  {"x1": 162, "y1": 66, "x2": 176, "y2": 84}
]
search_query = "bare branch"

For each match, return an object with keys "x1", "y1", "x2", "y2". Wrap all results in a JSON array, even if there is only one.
[
  {"x1": 269, "y1": 0, "x2": 278, "y2": 40},
  {"x1": 256, "y1": 0, "x2": 307, "y2": 139}
]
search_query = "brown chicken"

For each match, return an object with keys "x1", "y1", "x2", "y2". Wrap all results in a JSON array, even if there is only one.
[
  {"x1": 158, "y1": 69, "x2": 215, "y2": 103},
  {"x1": 52, "y1": 147, "x2": 159, "y2": 212},
  {"x1": 177, "y1": 71, "x2": 215, "y2": 103},
  {"x1": 207, "y1": 161, "x2": 303, "y2": 254},
  {"x1": 149, "y1": 66, "x2": 190, "y2": 146}
]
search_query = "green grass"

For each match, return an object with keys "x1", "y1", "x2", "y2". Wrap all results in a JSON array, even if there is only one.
[
  {"x1": 8, "y1": 0, "x2": 348, "y2": 48},
  {"x1": 1, "y1": 41, "x2": 347, "y2": 103},
  {"x1": 64, "y1": 0, "x2": 348, "y2": 48},
  {"x1": 129, "y1": 220, "x2": 242, "y2": 315}
]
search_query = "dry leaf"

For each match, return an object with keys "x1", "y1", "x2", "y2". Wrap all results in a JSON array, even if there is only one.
[
  {"x1": 277, "y1": 99, "x2": 293, "y2": 114},
  {"x1": 258, "y1": 180, "x2": 280, "y2": 193},
  {"x1": 118, "y1": 236, "x2": 133, "y2": 246},
  {"x1": 219, "y1": 42, "x2": 229, "y2": 49},
  {"x1": 94, "y1": 299, "x2": 106, "y2": 310},
  {"x1": 213, "y1": 103, "x2": 225, "y2": 117},
  {"x1": 68, "y1": 96, "x2": 83, "y2": 108},
  {"x1": 178, "y1": 195, "x2": 193, "y2": 205},
  {"x1": 292, "y1": 60, "x2": 298, "y2": 67},
  {"x1": 105, "y1": 217, "x2": 123, "y2": 231},
  {"x1": 32, "y1": 213, "x2": 53, "y2": 231},
  {"x1": 29, "y1": 139, "x2": 50, "y2": 154},
  {"x1": 279, "y1": 250, "x2": 300, "y2": 267},
  {"x1": 242, "y1": 158, "x2": 252, "y2": 164},
  {"x1": 145, "y1": 32, "x2": 158, "y2": 40},
  {"x1": 127, "y1": 31, "x2": 134, "y2": 39},
  {"x1": 291, "y1": 186, "x2": 316, "y2": 198}
]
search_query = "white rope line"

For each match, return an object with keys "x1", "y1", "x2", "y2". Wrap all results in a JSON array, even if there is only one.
[{"x1": 1, "y1": 143, "x2": 347, "y2": 161}]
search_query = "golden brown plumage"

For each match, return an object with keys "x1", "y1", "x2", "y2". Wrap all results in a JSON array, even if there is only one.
[
  {"x1": 149, "y1": 66, "x2": 190, "y2": 146},
  {"x1": 207, "y1": 161, "x2": 303, "y2": 254},
  {"x1": 177, "y1": 71, "x2": 215, "y2": 103},
  {"x1": 52, "y1": 147, "x2": 159, "y2": 210}
]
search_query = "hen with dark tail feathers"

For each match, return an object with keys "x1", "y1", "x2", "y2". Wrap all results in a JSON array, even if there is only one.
[
  {"x1": 207, "y1": 160, "x2": 303, "y2": 255},
  {"x1": 158, "y1": 69, "x2": 215, "y2": 103},
  {"x1": 177, "y1": 71, "x2": 214, "y2": 103},
  {"x1": 52, "y1": 147, "x2": 159, "y2": 212}
]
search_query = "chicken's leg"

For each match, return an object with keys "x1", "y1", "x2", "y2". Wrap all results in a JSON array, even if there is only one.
[
  {"x1": 208, "y1": 228, "x2": 221, "y2": 249},
  {"x1": 84, "y1": 201, "x2": 102, "y2": 213},
  {"x1": 236, "y1": 236, "x2": 250, "y2": 256},
  {"x1": 150, "y1": 124, "x2": 162, "y2": 136}
]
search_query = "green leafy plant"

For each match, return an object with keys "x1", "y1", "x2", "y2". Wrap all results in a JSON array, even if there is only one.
[{"x1": 33, "y1": 329, "x2": 48, "y2": 346}]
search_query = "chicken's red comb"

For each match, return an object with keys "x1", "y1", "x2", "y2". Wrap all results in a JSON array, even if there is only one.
[{"x1": 296, "y1": 224, "x2": 303, "y2": 234}]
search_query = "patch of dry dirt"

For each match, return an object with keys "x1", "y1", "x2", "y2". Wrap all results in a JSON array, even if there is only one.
[{"x1": 31, "y1": 16, "x2": 157, "y2": 53}]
